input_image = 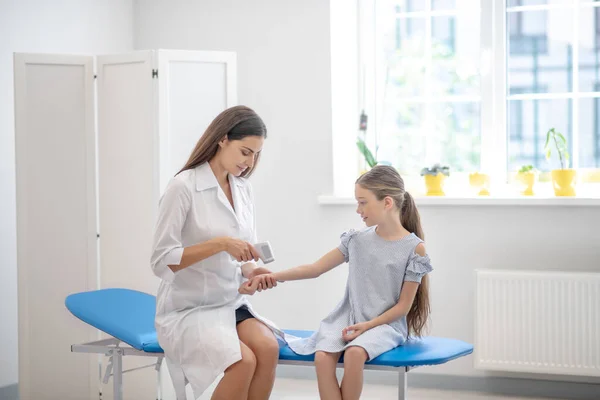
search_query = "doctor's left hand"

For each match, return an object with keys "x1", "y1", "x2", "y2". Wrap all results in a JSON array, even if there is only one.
[
  {"x1": 249, "y1": 267, "x2": 272, "y2": 280},
  {"x1": 238, "y1": 274, "x2": 277, "y2": 295}
]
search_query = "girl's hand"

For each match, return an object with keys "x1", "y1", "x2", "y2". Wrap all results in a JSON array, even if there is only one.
[
  {"x1": 248, "y1": 267, "x2": 272, "y2": 280},
  {"x1": 342, "y1": 321, "x2": 373, "y2": 342},
  {"x1": 238, "y1": 274, "x2": 277, "y2": 295},
  {"x1": 255, "y1": 273, "x2": 277, "y2": 290},
  {"x1": 224, "y1": 238, "x2": 260, "y2": 262}
]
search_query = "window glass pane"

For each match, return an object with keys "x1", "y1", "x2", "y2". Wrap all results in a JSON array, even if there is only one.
[
  {"x1": 432, "y1": 0, "x2": 455, "y2": 10},
  {"x1": 579, "y1": 98, "x2": 600, "y2": 168},
  {"x1": 379, "y1": 102, "x2": 480, "y2": 174},
  {"x1": 432, "y1": 14, "x2": 480, "y2": 96},
  {"x1": 431, "y1": 102, "x2": 481, "y2": 171},
  {"x1": 579, "y1": 6, "x2": 600, "y2": 92},
  {"x1": 378, "y1": 104, "x2": 427, "y2": 172},
  {"x1": 507, "y1": 99, "x2": 572, "y2": 171},
  {"x1": 385, "y1": 17, "x2": 427, "y2": 96},
  {"x1": 392, "y1": 0, "x2": 427, "y2": 13},
  {"x1": 508, "y1": 9, "x2": 574, "y2": 94},
  {"x1": 376, "y1": 3, "x2": 481, "y2": 175},
  {"x1": 507, "y1": 0, "x2": 571, "y2": 6}
]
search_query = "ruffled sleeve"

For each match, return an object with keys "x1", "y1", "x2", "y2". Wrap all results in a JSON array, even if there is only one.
[
  {"x1": 337, "y1": 229, "x2": 358, "y2": 262},
  {"x1": 404, "y1": 251, "x2": 433, "y2": 283}
]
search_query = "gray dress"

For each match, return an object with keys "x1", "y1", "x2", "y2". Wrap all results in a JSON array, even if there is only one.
[{"x1": 287, "y1": 226, "x2": 433, "y2": 361}]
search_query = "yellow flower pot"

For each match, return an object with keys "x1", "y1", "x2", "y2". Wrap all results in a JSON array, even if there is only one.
[
  {"x1": 424, "y1": 173, "x2": 446, "y2": 196},
  {"x1": 580, "y1": 168, "x2": 600, "y2": 183},
  {"x1": 551, "y1": 169, "x2": 576, "y2": 196},
  {"x1": 517, "y1": 171, "x2": 537, "y2": 196},
  {"x1": 469, "y1": 172, "x2": 490, "y2": 196}
]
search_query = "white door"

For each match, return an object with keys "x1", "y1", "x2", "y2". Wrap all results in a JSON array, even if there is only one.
[{"x1": 14, "y1": 53, "x2": 97, "y2": 400}]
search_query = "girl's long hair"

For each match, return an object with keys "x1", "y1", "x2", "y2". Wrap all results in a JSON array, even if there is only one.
[{"x1": 356, "y1": 165, "x2": 430, "y2": 337}]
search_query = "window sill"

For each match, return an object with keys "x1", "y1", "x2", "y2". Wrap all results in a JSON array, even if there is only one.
[{"x1": 318, "y1": 195, "x2": 600, "y2": 207}]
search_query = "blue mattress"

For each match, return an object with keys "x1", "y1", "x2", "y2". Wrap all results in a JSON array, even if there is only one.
[{"x1": 66, "y1": 288, "x2": 473, "y2": 368}]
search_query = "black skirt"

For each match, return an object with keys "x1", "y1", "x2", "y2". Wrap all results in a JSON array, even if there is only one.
[{"x1": 235, "y1": 305, "x2": 255, "y2": 325}]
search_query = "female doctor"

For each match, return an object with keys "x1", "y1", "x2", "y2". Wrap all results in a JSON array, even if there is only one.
[{"x1": 150, "y1": 106, "x2": 283, "y2": 400}]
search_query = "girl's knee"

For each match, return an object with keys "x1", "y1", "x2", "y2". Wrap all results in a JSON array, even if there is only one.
[
  {"x1": 315, "y1": 351, "x2": 338, "y2": 367},
  {"x1": 343, "y1": 346, "x2": 368, "y2": 365},
  {"x1": 314, "y1": 351, "x2": 328, "y2": 363}
]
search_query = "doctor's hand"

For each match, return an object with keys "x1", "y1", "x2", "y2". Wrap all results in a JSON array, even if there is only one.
[
  {"x1": 238, "y1": 274, "x2": 277, "y2": 295},
  {"x1": 223, "y1": 238, "x2": 260, "y2": 262},
  {"x1": 249, "y1": 267, "x2": 272, "y2": 280}
]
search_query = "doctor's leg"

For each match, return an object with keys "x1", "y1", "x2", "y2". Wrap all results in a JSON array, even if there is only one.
[
  {"x1": 237, "y1": 319, "x2": 279, "y2": 400},
  {"x1": 211, "y1": 341, "x2": 256, "y2": 400}
]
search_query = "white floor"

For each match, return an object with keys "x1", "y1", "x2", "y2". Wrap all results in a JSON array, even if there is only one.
[{"x1": 197, "y1": 377, "x2": 565, "y2": 400}]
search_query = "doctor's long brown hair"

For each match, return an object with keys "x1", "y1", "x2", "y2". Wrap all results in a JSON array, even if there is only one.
[
  {"x1": 356, "y1": 165, "x2": 430, "y2": 337},
  {"x1": 177, "y1": 105, "x2": 267, "y2": 177}
]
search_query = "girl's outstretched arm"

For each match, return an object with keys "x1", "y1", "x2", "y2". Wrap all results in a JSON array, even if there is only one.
[
  {"x1": 272, "y1": 248, "x2": 345, "y2": 282},
  {"x1": 239, "y1": 248, "x2": 345, "y2": 295}
]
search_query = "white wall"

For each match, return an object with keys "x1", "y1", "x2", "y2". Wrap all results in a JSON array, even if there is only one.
[
  {"x1": 135, "y1": 0, "x2": 600, "y2": 384},
  {"x1": 0, "y1": 0, "x2": 133, "y2": 388}
]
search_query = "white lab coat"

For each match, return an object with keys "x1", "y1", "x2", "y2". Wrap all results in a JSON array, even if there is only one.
[{"x1": 150, "y1": 162, "x2": 284, "y2": 399}]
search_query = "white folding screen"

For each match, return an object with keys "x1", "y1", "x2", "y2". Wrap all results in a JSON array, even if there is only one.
[
  {"x1": 157, "y1": 49, "x2": 237, "y2": 193},
  {"x1": 95, "y1": 50, "x2": 160, "y2": 400},
  {"x1": 98, "y1": 49, "x2": 237, "y2": 293},
  {"x1": 15, "y1": 49, "x2": 237, "y2": 400},
  {"x1": 14, "y1": 54, "x2": 98, "y2": 400},
  {"x1": 96, "y1": 50, "x2": 158, "y2": 294}
]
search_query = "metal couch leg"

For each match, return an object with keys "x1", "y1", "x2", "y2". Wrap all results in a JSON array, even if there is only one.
[
  {"x1": 111, "y1": 349, "x2": 123, "y2": 400},
  {"x1": 398, "y1": 367, "x2": 408, "y2": 400}
]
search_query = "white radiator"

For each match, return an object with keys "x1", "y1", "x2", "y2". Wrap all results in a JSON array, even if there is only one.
[{"x1": 475, "y1": 269, "x2": 600, "y2": 376}]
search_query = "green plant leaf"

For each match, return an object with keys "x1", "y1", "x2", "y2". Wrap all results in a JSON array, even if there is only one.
[
  {"x1": 544, "y1": 127, "x2": 569, "y2": 169},
  {"x1": 356, "y1": 137, "x2": 377, "y2": 168},
  {"x1": 518, "y1": 164, "x2": 535, "y2": 173},
  {"x1": 544, "y1": 129, "x2": 552, "y2": 157}
]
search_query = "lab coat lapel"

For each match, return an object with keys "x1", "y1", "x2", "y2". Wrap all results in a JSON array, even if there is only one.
[
  {"x1": 217, "y1": 183, "x2": 237, "y2": 222},
  {"x1": 195, "y1": 163, "x2": 239, "y2": 224},
  {"x1": 229, "y1": 174, "x2": 246, "y2": 224}
]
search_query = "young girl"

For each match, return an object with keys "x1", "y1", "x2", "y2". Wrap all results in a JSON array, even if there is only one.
[{"x1": 240, "y1": 165, "x2": 433, "y2": 400}]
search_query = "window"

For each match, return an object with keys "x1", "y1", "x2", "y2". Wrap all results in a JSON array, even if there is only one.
[
  {"x1": 358, "y1": 0, "x2": 481, "y2": 177},
  {"x1": 508, "y1": 0, "x2": 549, "y2": 55},
  {"x1": 337, "y1": 0, "x2": 600, "y2": 197},
  {"x1": 507, "y1": 1, "x2": 600, "y2": 170}
]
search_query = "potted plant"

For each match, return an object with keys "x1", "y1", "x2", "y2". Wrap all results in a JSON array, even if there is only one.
[
  {"x1": 516, "y1": 164, "x2": 538, "y2": 196},
  {"x1": 544, "y1": 128, "x2": 576, "y2": 196},
  {"x1": 356, "y1": 137, "x2": 377, "y2": 174},
  {"x1": 468, "y1": 172, "x2": 490, "y2": 196},
  {"x1": 420, "y1": 163, "x2": 450, "y2": 196}
]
